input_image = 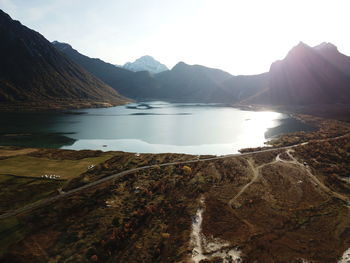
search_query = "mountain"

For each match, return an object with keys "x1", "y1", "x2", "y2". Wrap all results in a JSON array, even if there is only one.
[
  {"x1": 53, "y1": 42, "x2": 160, "y2": 99},
  {"x1": 153, "y1": 62, "x2": 234, "y2": 102},
  {"x1": 244, "y1": 42, "x2": 350, "y2": 105},
  {"x1": 314, "y1": 42, "x2": 350, "y2": 76},
  {"x1": 123, "y1": 55, "x2": 168, "y2": 74},
  {"x1": 221, "y1": 73, "x2": 269, "y2": 103},
  {"x1": 54, "y1": 38, "x2": 350, "y2": 106},
  {"x1": 0, "y1": 10, "x2": 128, "y2": 109},
  {"x1": 52, "y1": 44, "x2": 240, "y2": 103}
]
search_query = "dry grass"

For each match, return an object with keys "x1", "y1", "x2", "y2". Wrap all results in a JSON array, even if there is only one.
[{"x1": 0, "y1": 148, "x2": 38, "y2": 157}]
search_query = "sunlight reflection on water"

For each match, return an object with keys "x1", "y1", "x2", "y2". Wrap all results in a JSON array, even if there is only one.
[
  {"x1": 0, "y1": 101, "x2": 310, "y2": 155},
  {"x1": 62, "y1": 102, "x2": 284, "y2": 155}
]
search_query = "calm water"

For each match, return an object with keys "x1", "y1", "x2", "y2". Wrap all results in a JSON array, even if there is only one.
[{"x1": 0, "y1": 102, "x2": 315, "y2": 155}]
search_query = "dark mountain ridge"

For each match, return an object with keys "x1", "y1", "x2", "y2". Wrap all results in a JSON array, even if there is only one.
[
  {"x1": 153, "y1": 62, "x2": 234, "y2": 102},
  {"x1": 314, "y1": 42, "x2": 350, "y2": 76},
  {"x1": 55, "y1": 39, "x2": 350, "y2": 107},
  {"x1": 53, "y1": 41, "x2": 160, "y2": 100},
  {"x1": 0, "y1": 9, "x2": 128, "y2": 109},
  {"x1": 245, "y1": 42, "x2": 350, "y2": 105},
  {"x1": 53, "y1": 44, "x2": 258, "y2": 103}
]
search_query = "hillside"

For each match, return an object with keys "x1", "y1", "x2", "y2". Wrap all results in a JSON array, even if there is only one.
[
  {"x1": 221, "y1": 73, "x2": 269, "y2": 103},
  {"x1": 0, "y1": 10, "x2": 128, "y2": 109},
  {"x1": 244, "y1": 42, "x2": 350, "y2": 105},
  {"x1": 53, "y1": 44, "x2": 240, "y2": 103},
  {"x1": 52, "y1": 43, "x2": 245, "y2": 102},
  {"x1": 154, "y1": 62, "x2": 234, "y2": 102},
  {"x1": 314, "y1": 42, "x2": 350, "y2": 76},
  {"x1": 53, "y1": 42, "x2": 160, "y2": 99}
]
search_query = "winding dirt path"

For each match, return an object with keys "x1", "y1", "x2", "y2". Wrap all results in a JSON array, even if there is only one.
[
  {"x1": 228, "y1": 148, "x2": 349, "y2": 214},
  {"x1": 283, "y1": 149, "x2": 349, "y2": 203},
  {"x1": 228, "y1": 154, "x2": 282, "y2": 209}
]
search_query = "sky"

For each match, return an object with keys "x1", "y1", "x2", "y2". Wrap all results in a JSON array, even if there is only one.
[{"x1": 1, "y1": 0, "x2": 350, "y2": 75}]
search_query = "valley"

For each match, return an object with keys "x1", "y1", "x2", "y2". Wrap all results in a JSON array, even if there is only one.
[{"x1": 0, "y1": 5, "x2": 350, "y2": 263}]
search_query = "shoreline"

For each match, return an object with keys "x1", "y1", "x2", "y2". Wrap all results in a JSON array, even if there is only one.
[{"x1": 0, "y1": 99, "x2": 132, "y2": 112}]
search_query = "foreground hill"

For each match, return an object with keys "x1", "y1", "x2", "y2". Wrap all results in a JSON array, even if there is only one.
[
  {"x1": 53, "y1": 42, "x2": 160, "y2": 99},
  {"x1": 123, "y1": 55, "x2": 168, "y2": 74},
  {"x1": 0, "y1": 10, "x2": 128, "y2": 109}
]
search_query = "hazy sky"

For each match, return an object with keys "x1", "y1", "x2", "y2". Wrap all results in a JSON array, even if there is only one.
[{"x1": 1, "y1": 0, "x2": 350, "y2": 75}]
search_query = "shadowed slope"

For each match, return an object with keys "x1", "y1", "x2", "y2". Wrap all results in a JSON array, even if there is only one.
[
  {"x1": 154, "y1": 62, "x2": 233, "y2": 102},
  {"x1": 53, "y1": 42, "x2": 160, "y2": 99},
  {"x1": 0, "y1": 10, "x2": 128, "y2": 108},
  {"x1": 314, "y1": 42, "x2": 350, "y2": 76},
  {"x1": 245, "y1": 42, "x2": 350, "y2": 105}
]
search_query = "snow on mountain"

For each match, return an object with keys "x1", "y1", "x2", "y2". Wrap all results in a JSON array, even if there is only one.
[{"x1": 123, "y1": 55, "x2": 168, "y2": 74}]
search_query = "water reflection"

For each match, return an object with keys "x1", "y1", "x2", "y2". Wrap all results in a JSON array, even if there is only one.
[{"x1": 0, "y1": 102, "x2": 314, "y2": 155}]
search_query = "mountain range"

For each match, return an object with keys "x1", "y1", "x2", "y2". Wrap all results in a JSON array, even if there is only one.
[
  {"x1": 55, "y1": 41, "x2": 350, "y2": 106},
  {"x1": 1, "y1": 8, "x2": 350, "y2": 110},
  {"x1": 52, "y1": 42, "x2": 160, "y2": 100}
]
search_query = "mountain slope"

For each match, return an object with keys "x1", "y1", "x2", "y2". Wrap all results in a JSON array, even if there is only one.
[
  {"x1": 52, "y1": 44, "x2": 239, "y2": 102},
  {"x1": 0, "y1": 10, "x2": 127, "y2": 109},
  {"x1": 154, "y1": 62, "x2": 234, "y2": 102},
  {"x1": 53, "y1": 42, "x2": 160, "y2": 99},
  {"x1": 314, "y1": 42, "x2": 350, "y2": 76},
  {"x1": 54, "y1": 38, "x2": 350, "y2": 106},
  {"x1": 221, "y1": 73, "x2": 269, "y2": 103},
  {"x1": 245, "y1": 42, "x2": 350, "y2": 105},
  {"x1": 123, "y1": 55, "x2": 168, "y2": 74}
]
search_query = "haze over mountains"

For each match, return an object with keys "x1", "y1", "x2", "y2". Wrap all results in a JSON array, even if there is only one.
[
  {"x1": 55, "y1": 40, "x2": 350, "y2": 106},
  {"x1": 53, "y1": 41, "x2": 160, "y2": 100},
  {"x1": 0, "y1": 10, "x2": 127, "y2": 109},
  {"x1": 245, "y1": 42, "x2": 350, "y2": 105},
  {"x1": 0, "y1": 8, "x2": 350, "y2": 110},
  {"x1": 314, "y1": 42, "x2": 350, "y2": 76}
]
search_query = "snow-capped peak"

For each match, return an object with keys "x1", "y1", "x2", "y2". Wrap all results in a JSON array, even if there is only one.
[{"x1": 123, "y1": 55, "x2": 168, "y2": 74}]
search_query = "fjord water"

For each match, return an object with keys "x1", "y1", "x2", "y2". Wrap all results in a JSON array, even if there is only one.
[{"x1": 0, "y1": 102, "x2": 314, "y2": 155}]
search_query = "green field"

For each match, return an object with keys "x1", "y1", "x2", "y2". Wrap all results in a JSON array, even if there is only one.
[{"x1": 0, "y1": 154, "x2": 114, "y2": 179}]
